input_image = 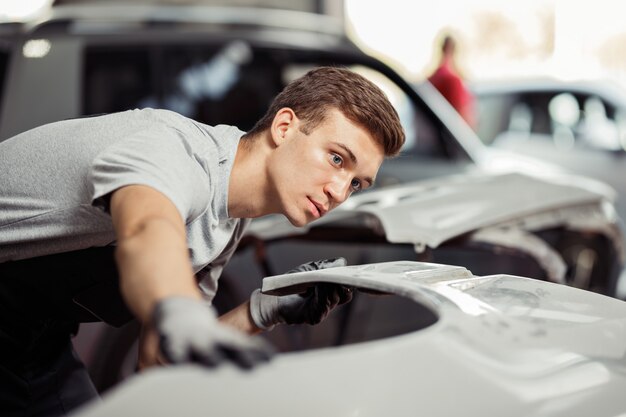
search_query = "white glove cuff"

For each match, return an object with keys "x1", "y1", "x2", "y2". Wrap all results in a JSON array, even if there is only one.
[
  {"x1": 153, "y1": 296, "x2": 216, "y2": 328},
  {"x1": 250, "y1": 289, "x2": 277, "y2": 331}
]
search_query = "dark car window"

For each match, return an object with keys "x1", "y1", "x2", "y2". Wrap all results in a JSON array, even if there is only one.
[
  {"x1": 83, "y1": 47, "x2": 153, "y2": 116},
  {"x1": 0, "y1": 46, "x2": 11, "y2": 125},
  {"x1": 84, "y1": 43, "x2": 283, "y2": 130},
  {"x1": 83, "y1": 42, "x2": 446, "y2": 158}
]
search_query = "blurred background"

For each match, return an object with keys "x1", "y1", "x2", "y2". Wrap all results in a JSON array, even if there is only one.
[
  {"x1": 6, "y1": 0, "x2": 626, "y2": 87},
  {"x1": 346, "y1": 0, "x2": 626, "y2": 88}
]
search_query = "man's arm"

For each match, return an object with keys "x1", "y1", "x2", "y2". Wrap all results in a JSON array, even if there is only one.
[
  {"x1": 111, "y1": 184, "x2": 273, "y2": 368},
  {"x1": 219, "y1": 302, "x2": 262, "y2": 335},
  {"x1": 109, "y1": 184, "x2": 202, "y2": 323}
]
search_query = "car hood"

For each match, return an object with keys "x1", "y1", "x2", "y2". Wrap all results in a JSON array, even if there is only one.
[
  {"x1": 74, "y1": 261, "x2": 626, "y2": 417},
  {"x1": 248, "y1": 171, "x2": 613, "y2": 248}
]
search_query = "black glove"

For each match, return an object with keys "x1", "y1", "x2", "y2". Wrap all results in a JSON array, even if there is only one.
[
  {"x1": 250, "y1": 258, "x2": 353, "y2": 330},
  {"x1": 153, "y1": 297, "x2": 274, "y2": 369}
]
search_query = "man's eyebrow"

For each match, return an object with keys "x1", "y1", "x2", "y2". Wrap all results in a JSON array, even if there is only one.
[
  {"x1": 334, "y1": 142, "x2": 374, "y2": 187},
  {"x1": 334, "y1": 142, "x2": 357, "y2": 164}
]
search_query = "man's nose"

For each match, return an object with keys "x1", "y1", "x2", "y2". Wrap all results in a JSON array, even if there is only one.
[{"x1": 324, "y1": 175, "x2": 352, "y2": 207}]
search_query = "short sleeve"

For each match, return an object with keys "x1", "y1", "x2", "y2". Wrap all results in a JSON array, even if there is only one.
[
  {"x1": 197, "y1": 218, "x2": 251, "y2": 301},
  {"x1": 90, "y1": 127, "x2": 211, "y2": 223}
]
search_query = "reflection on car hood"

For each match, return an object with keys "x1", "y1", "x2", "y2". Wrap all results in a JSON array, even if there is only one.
[
  {"x1": 248, "y1": 172, "x2": 612, "y2": 248},
  {"x1": 75, "y1": 261, "x2": 626, "y2": 417}
]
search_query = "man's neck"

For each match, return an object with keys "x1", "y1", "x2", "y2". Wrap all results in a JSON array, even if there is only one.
[{"x1": 227, "y1": 131, "x2": 274, "y2": 219}]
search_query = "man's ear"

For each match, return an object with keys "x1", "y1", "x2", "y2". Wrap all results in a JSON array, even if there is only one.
[{"x1": 270, "y1": 107, "x2": 297, "y2": 147}]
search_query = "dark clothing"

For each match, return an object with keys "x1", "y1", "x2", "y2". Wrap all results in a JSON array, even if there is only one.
[
  {"x1": 0, "y1": 329, "x2": 98, "y2": 417},
  {"x1": 0, "y1": 247, "x2": 129, "y2": 417}
]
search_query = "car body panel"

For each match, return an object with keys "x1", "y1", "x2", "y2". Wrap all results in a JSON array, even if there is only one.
[
  {"x1": 73, "y1": 261, "x2": 626, "y2": 417},
  {"x1": 248, "y1": 171, "x2": 616, "y2": 249}
]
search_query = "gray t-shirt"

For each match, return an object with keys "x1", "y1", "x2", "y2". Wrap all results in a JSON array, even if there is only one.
[{"x1": 0, "y1": 108, "x2": 249, "y2": 300}]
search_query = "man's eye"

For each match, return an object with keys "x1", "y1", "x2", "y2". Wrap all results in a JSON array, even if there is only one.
[
  {"x1": 351, "y1": 179, "x2": 362, "y2": 192},
  {"x1": 331, "y1": 153, "x2": 343, "y2": 166}
]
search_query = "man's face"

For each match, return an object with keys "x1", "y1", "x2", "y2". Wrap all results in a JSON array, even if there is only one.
[{"x1": 268, "y1": 108, "x2": 385, "y2": 227}]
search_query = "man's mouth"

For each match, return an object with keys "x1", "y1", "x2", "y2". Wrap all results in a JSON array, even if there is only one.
[{"x1": 308, "y1": 198, "x2": 327, "y2": 218}]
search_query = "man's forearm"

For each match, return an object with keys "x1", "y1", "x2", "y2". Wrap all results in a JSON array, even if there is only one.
[
  {"x1": 109, "y1": 185, "x2": 273, "y2": 369},
  {"x1": 115, "y1": 217, "x2": 202, "y2": 324},
  {"x1": 219, "y1": 301, "x2": 263, "y2": 335},
  {"x1": 110, "y1": 184, "x2": 201, "y2": 324}
]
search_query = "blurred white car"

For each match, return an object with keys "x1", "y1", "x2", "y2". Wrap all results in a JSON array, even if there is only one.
[
  {"x1": 73, "y1": 260, "x2": 626, "y2": 417},
  {"x1": 473, "y1": 78, "x2": 626, "y2": 223}
]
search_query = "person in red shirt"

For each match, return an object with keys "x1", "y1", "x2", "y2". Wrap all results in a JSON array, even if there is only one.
[{"x1": 428, "y1": 34, "x2": 476, "y2": 129}]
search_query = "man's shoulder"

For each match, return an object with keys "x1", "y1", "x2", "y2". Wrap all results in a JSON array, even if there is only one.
[{"x1": 195, "y1": 122, "x2": 245, "y2": 141}]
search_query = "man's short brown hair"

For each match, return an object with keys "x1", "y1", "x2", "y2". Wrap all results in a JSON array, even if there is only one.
[{"x1": 247, "y1": 66, "x2": 405, "y2": 156}]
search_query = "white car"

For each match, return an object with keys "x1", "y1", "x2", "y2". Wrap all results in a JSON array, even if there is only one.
[{"x1": 72, "y1": 260, "x2": 626, "y2": 417}]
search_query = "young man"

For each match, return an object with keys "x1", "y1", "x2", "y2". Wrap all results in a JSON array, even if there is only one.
[{"x1": 0, "y1": 67, "x2": 405, "y2": 416}]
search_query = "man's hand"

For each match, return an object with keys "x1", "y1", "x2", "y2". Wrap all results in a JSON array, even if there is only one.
[
  {"x1": 153, "y1": 297, "x2": 274, "y2": 369},
  {"x1": 249, "y1": 258, "x2": 353, "y2": 330}
]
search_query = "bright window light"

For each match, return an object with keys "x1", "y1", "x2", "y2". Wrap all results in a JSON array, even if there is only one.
[
  {"x1": 23, "y1": 39, "x2": 51, "y2": 58},
  {"x1": 345, "y1": 0, "x2": 626, "y2": 90},
  {"x1": 0, "y1": 0, "x2": 53, "y2": 22}
]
